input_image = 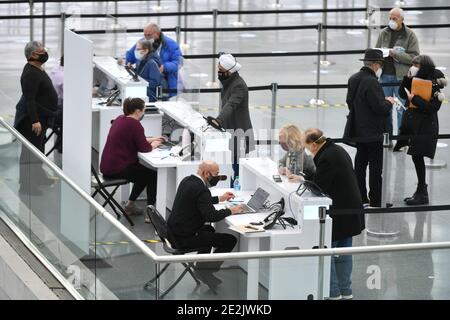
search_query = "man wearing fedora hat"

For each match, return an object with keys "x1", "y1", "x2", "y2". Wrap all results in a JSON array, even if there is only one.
[{"x1": 345, "y1": 49, "x2": 395, "y2": 208}]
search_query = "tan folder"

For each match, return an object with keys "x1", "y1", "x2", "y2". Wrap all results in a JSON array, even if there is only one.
[{"x1": 410, "y1": 77, "x2": 432, "y2": 109}]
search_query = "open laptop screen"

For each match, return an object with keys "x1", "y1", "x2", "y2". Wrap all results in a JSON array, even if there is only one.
[{"x1": 247, "y1": 188, "x2": 270, "y2": 210}]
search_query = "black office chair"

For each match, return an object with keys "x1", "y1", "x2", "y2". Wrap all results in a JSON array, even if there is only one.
[
  {"x1": 144, "y1": 205, "x2": 211, "y2": 298},
  {"x1": 44, "y1": 106, "x2": 63, "y2": 156},
  {"x1": 91, "y1": 165, "x2": 134, "y2": 226}
]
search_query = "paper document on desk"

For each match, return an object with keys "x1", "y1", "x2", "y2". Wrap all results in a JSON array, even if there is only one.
[
  {"x1": 149, "y1": 150, "x2": 171, "y2": 158},
  {"x1": 229, "y1": 224, "x2": 265, "y2": 234}
]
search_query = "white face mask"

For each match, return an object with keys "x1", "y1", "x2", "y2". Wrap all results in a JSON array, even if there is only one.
[
  {"x1": 409, "y1": 66, "x2": 419, "y2": 77},
  {"x1": 388, "y1": 20, "x2": 398, "y2": 30},
  {"x1": 134, "y1": 49, "x2": 143, "y2": 60},
  {"x1": 375, "y1": 67, "x2": 383, "y2": 79}
]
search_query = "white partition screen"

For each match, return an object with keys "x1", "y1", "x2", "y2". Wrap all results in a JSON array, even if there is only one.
[{"x1": 61, "y1": 29, "x2": 93, "y2": 253}]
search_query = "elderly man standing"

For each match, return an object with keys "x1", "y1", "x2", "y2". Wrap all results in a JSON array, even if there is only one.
[
  {"x1": 14, "y1": 41, "x2": 58, "y2": 194},
  {"x1": 346, "y1": 49, "x2": 395, "y2": 208},
  {"x1": 124, "y1": 22, "x2": 182, "y2": 98},
  {"x1": 375, "y1": 7, "x2": 420, "y2": 137},
  {"x1": 215, "y1": 53, "x2": 254, "y2": 181},
  {"x1": 302, "y1": 128, "x2": 365, "y2": 300}
]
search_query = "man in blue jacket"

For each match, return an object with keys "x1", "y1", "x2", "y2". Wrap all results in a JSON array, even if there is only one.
[{"x1": 124, "y1": 23, "x2": 182, "y2": 98}]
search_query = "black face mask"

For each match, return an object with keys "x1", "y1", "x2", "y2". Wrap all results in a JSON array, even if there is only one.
[
  {"x1": 152, "y1": 38, "x2": 162, "y2": 50},
  {"x1": 30, "y1": 51, "x2": 49, "y2": 64},
  {"x1": 218, "y1": 71, "x2": 229, "y2": 81},
  {"x1": 206, "y1": 174, "x2": 226, "y2": 187}
]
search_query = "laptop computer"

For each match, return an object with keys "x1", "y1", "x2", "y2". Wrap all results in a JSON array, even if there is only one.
[{"x1": 238, "y1": 187, "x2": 270, "y2": 214}]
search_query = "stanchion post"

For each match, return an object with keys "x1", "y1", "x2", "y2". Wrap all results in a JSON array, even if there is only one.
[
  {"x1": 177, "y1": 0, "x2": 182, "y2": 44},
  {"x1": 238, "y1": 0, "x2": 242, "y2": 23},
  {"x1": 316, "y1": 23, "x2": 322, "y2": 101},
  {"x1": 381, "y1": 132, "x2": 390, "y2": 209},
  {"x1": 210, "y1": 9, "x2": 218, "y2": 85},
  {"x1": 322, "y1": 0, "x2": 327, "y2": 61},
  {"x1": 41, "y1": 2, "x2": 46, "y2": 46},
  {"x1": 176, "y1": 26, "x2": 181, "y2": 46},
  {"x1": 29, "y1": 0, "x2": 34, "y2": 41},
  {"x1": 317, "y1": 206, "x2": 327, "y2": 300},
  {"x1": 366, "y1": 0, "x2": 371, "y2": 48},
  {"x1": 270, "y1": 83, "x2": 278, "y2": 157},
  {"x1": 60, "y1": 12, "x2": 66, "y2": 56},
  {"x1": 183, "y1": 0, "x2": 188, "y2": 45}
]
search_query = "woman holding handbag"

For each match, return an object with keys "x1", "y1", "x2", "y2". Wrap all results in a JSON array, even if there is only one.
[{"x1": 397, "y1": 55, "x2": 447, "y2": 205}]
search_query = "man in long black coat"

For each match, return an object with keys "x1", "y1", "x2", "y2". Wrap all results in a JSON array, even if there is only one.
[
  {"x1": 345, "y1": 49, "x2": 395, "y2": 207},
  {"x1": 303, "y1": 128, "x2": 365, "y2": 300}
]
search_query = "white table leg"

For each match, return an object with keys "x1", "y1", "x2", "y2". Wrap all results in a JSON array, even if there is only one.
[
  {"x1": 246, "y1": 237, "x2": 260, "y2": 299},
  {"x1": 156, "y1": 168, "x2": 168, "y2": 218}
]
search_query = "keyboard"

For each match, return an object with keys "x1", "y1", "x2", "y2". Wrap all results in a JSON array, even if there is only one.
[{"x1": 240, "y1": 203, "x2": 256, "y2": 213}]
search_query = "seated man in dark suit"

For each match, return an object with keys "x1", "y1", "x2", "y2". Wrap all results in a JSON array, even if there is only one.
[{"x1": 167, "y1": 160, "x2": 244, "y2": 288}]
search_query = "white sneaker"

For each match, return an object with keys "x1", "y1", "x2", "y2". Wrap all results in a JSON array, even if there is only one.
[
  {"x1": 342, "y1": 294, "x2": 353, "y2": 300},
  {"x1": 326, "y1": 295, "x2": 342, "y2": 300}
]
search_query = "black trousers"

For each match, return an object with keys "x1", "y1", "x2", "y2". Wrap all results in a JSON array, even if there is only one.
[
  {"x1": 105, "y1": 163, "x2": 157, "y2": 205},
  {"x1": 16, "y1": 116, "x2": 49, "y2": 190},
  {"x1": 177, "y1": 225, "x2": 237, "y2": 273},
  {"x1": 355, "y1": 142, "x2": 383, "y2": 207}
]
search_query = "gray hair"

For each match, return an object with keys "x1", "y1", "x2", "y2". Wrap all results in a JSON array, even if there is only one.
[
  {"x1": 144, "y1": 22, "x2": 161, "y2": 33},
  {"x1": 24, "y1": 41, "x2": 42, "y2": 60},
  {"x1": 390, "y1": 7, "x2": 405, "y2": 18},
  {"x1": 412, "y1": 55, "x2": 435, "y2": 68},
  {"x1": 137, "y1": 39, "x2": 155, "y2": 53},
  {"x1": 364, "y1": 61, "x2": 382, "y2": 67}
]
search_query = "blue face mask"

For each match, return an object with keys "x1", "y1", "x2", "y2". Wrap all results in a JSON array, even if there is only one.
[{"x1": 134, "y1": 49, "x2": 143, "y2": 61}]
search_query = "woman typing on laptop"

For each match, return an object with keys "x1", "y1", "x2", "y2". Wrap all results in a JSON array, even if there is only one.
[{"x1": 100, "y1": 97, "x2": 166, "y2": 222}]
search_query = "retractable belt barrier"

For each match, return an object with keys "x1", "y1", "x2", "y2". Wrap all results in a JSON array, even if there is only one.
[
  {"x1": 328, "y1": 205, "x2": 450, "y2": 217},
  {"x1": 2, "y1": 3, "x2": 450, "y2": 18}
]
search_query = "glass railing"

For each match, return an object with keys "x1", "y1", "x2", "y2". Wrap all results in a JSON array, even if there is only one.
[{"x1": 2, "y1": 117, "x2": 450, "y2": 300}]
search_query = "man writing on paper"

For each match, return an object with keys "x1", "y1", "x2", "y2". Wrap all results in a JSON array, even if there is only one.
[
  {"x1": 167, "y1": 161, "x2": 244, "y2": 290},
  {"x1": 375, "y1": 7, "x2": 420, "y2": 139},
  {"x1": 302, "y1": 128, "x2": 365, "y2": 300},
  {"x1": 398, "y1": 55, "x2": 447, "y2": 205}
]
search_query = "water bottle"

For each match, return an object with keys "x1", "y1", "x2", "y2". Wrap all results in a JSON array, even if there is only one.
[{"x1": 233, "y1": 176, "x2": 241, "y2": 193}]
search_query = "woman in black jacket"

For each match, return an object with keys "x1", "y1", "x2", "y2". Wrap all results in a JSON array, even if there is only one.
[{"x1": 397, "y1": 55, "x2": 447, "y2": 205}]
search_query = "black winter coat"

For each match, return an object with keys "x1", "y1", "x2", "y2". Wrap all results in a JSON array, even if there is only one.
[
  {"x1": 346, "y1": 67, "x2": 393, "y2": 141},
  {"x1": 398, "y1": 69, "x2": 445, "y2": 158},
  {"x1": 313, "y1": 139, "x2": 365, "y2": 241}
]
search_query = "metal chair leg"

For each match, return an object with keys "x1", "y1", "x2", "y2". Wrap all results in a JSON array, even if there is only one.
[
  {"x1": 146, "y1": 263, "x2": 170, "y2": 285},
  {"x1": 159, "y1": 268, "x2": 190, "y2": 299},
  {"x1": 96, "y1": 188, "x2": 121, "y2": 220}
]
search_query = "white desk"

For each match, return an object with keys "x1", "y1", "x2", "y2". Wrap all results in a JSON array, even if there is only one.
[
  {"x1": 93, "y1": 56, "x2": 148, "y2": 101},
  {"x1": 138, "y1": 101, "x2": 232, "y2": 216},
  {"x1": 214, "y1": 158, "x2": 333, "y2": 300}
]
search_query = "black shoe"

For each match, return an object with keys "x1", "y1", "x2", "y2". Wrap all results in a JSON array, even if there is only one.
[
  {"x1": 393, "y1": 140, "x2": 408, "y2": 152},
  {"x1": 405, "y1": 184, "x2": 429, "y2": 205},
  {"x1": 193, "y1": 269, "x2": 222, "y2": 288}
]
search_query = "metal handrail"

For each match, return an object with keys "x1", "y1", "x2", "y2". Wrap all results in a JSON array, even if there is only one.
[{"x1": 2, "y1": 117, "x2": 450, "y2": 265}]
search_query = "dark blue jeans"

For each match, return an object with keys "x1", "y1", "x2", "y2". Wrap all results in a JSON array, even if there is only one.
[{"x1": 330, "y1": 237, "x2": 353, "y2": 297}]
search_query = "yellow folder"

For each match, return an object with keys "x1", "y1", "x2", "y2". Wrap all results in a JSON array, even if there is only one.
[{"x1": 410, "y1": 77, "x2": 432, "y2": 109}]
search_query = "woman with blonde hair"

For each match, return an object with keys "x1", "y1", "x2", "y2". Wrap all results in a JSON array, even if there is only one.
[{"x1": 278, "y1": 124, "x2": 316, "y2": 182}]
